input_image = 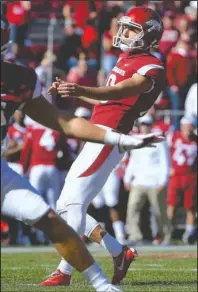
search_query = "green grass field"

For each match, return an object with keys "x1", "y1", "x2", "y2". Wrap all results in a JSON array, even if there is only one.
[{"x1": 1, "y1": 246, "x2": 197, "y2": 292}]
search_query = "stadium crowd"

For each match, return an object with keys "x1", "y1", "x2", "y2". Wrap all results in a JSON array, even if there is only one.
[{"x1": 1, "y1": 0, "x2": 197, "y2": 246}]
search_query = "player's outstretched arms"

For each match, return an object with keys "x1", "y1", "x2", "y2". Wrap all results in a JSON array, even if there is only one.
[
  {"x1": 48, "y1": 78, "x2": 100, "y2": 105},
  {"x1": 55, "y1": 74, "x2": 153, "y2": 101}
]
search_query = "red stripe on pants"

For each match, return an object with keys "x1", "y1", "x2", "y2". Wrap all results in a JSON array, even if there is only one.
[{"x1": 78, "y1": 145, "x2": 113, "y2": 178}]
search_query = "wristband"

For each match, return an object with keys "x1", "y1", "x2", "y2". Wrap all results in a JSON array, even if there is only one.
[{"x1": 103, "y1": 130, "x2": 120, "y2": 146}]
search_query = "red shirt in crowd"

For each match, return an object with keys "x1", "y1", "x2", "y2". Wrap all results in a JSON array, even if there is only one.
[
  {"x1": 6, "y1": 1, "x2": 29, "y2": 26},
  {"x1": 166, "y1": 47, "x2": 196, "y2": 89},
  {"x1": 159, "y1": 28, "x2": 179, "y2": 57},
  {"x1": 66, "y1": 1, "x2": 103, "y2": 29}
]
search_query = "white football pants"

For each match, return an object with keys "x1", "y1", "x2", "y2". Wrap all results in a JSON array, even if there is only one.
[{"x1": 29, "y1": 165, "x2": 61, "y2": 210}]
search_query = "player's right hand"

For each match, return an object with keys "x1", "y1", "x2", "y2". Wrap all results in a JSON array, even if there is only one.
[
  {"x1": 48, "y1": 81, "x2": 59, "y2": 95},
  {"x1": 48, "y1": 77, "x2": 65, "y2": 95}
]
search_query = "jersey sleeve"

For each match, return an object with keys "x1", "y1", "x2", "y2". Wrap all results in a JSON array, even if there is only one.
[
  {"x1": 136, "y1": 64, "x2": 164, "y2": 93},
  {"x1": 137, "y1": 64, "x2": 164, "y2": 78}
]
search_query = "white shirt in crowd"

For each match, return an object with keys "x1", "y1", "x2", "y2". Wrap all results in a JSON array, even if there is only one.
[
  {"x1": 124, "y1": 141, "x2": 170, "y2": 188},
  {"x1": 184, "y1": 83, "x2": 197, "y2": 120}
]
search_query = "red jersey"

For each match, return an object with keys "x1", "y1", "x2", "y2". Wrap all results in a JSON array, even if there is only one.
[
  {"x1": 91, "y1": 51, "x2": 165, "y2": 134},
  {"x1": 167, "y1": 131, "x2": 197, "y2": 175},
  {"x1": 20, "y1": 124, "x2": 60, "y2": 170}
]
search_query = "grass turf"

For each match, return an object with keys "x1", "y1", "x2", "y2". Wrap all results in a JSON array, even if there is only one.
[{"x1": 1, "y1": 248, "x2": 197, "y2": 292}]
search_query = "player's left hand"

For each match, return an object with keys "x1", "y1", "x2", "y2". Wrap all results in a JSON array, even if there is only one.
[
  {"x1": 118, "y1": 133, "x2": 165, "y2": 152},
  {"x1": 57, "y1": 82, "x2": 83, "y2": 97}
]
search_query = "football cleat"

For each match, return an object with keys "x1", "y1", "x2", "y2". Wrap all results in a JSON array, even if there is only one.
[
  {"x1": 40, "y1": 269, "x2": 71, "y2": 286},
  {"x1": 112, "y1": 246, "x2": 137, "y2": 285}
]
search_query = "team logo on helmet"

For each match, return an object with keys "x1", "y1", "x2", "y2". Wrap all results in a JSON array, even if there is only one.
[{"x1": 146, "y1": 20, "x2": 162, "y2": 32}]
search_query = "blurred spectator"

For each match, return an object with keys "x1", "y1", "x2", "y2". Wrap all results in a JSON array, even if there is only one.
[
  {"x1": 63, "y1": 0, "x2": 103, "y2": 34},
  {"x1": 35, "y1": 50, "x2": 57, "y2": 88},
  {"x1": 124, "y1": 115, "x2": 171, "y2": 244},
  {"x1": 167, "y1": 116, "x2": 197, "y2": 244},
  {"x1": 184, "y1": 1, "x2": 197, "y2": 22},
  {"x1": 4, "y1": 110, "x2": 26, "y2": 176},
  {"x1": 56, "y1": 21, "x2": 82, "y2": 73},
  {"x1": 97, "y1": 69, "x2": 107, "y2": 86},
  {"x1": 148, "y1": 104, "x2": 172, "y2": 136},
  {"x1": 166, "y1": 35, "x2": 197, "y2": 130},
  {"x1": 184, "y1": 83, "x2": 197, "y2": 128},
  {"x1": 6, "y1": 1, "x2": 31, "y2": 46},
  {"x1": 92, "y1": 169, "x2": 125, "y2": 244},
  {"x1": 81, "y1": 19, "x2": 99, "y2": 65},
  {"x1": 101, "y1": 17, "x2": 121, "y2": 76},
  {"x1": 67, "y1": 59, "x2": 97, "y2": 109},
  {"x1": 159, "y1": 11, "x2": 180, "y2": 58}
]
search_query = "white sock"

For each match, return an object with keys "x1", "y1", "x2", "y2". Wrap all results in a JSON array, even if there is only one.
[
  {"x1": 112, "y1": 220, "x2": 125, "y2": 243},
  {"x1": 82, "y1": 262, "x2": 110, "y2": 291},
  {"x1": 58, "y1": 258, "x2": 72, "y2": 275},
  {"x1": 100, "y1": 233, "x2": 122, "y2": 257},
  {"x1": 186, "y1": 225, "x2": 195, "y2": 234}
]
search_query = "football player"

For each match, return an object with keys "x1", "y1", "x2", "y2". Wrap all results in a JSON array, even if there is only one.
[
  {"x1": 167, "y1": 116, "x2": 197, "y2": 244},
  {"x1": 45, "y1": 6, "x2": 166, "y2": 286},
  {"x1": 1, "y1": 13, "x2": 162, "y2": 292}
]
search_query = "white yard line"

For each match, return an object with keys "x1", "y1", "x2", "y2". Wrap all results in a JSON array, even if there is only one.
[
  {"x1": 1, "y1": 244, "x2": 197, "y2": 254},
  {"x1": 129, "y1": 268, "x2": 197, "y2": 272}
]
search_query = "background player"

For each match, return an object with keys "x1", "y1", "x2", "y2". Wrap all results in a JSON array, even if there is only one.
[
  {"x1": 21, "y1": 122, "x2": 61, "y2": 210},
  {"x1": 167, "y1": 116, "x2": 197, "y2": 244}
]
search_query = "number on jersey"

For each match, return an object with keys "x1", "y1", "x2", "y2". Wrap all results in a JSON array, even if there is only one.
[
  {"x1": 100, "y1": 74, "x2": 117, "y2": 104},
  {"x1": 39, "y1": 129, "x2": 56, "y2": 152},
  {"x1": 173, "y1": 144, "x2": 197, "y2": 166}
]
